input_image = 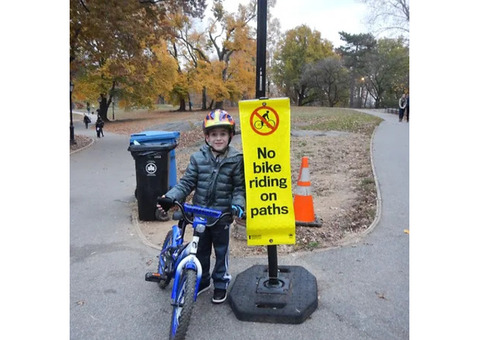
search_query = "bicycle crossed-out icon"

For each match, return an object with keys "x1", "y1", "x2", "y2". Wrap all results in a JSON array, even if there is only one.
[
  {"x1": 253, "y1": 110, "x2": 276, "y2": 129},
  {"x1": 250, "y1": 106, "x2": 279, "y2": 135}
]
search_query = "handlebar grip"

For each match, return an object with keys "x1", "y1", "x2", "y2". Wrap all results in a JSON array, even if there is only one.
[{"x1": 157, "y1": 196, "x2": 175, "y2": 212}]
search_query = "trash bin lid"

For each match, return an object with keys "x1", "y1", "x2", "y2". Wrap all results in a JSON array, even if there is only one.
[
  {"x1": 128, "y1": 142, "x2": 177, "y2": 158},
  {"x1": 130, "y1": 130, "x2": 180, "y2": 145}
]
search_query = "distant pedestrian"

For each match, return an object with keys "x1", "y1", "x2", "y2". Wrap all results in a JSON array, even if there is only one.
[
  {"x1": 398, "y1": 94, "x2": 407, "y2": 122},
  {"x1": 86, "y1": 102, "x2": 91, "y2": 114},
  {"x1": 405, "y1": 94, "x2": 409, "y2": 122},
  {"x1": 96, "y1": 115, "x2": 104, "y2": 138},
  {"x1": 83, "y1": 114, "x2": 91, "y2": 129}
]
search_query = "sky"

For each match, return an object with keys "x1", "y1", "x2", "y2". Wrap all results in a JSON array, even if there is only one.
[{"x1": 219, "y1": 0, "x2": 369, "y2": 48}]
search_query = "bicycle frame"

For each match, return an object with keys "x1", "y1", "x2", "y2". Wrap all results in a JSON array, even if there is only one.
[
  {"x1": 146, "y1": 201, "x2": 230, "y2": 340},
  {"x1": 157, "y1": 204, "x2": 224, "y2": 300}
]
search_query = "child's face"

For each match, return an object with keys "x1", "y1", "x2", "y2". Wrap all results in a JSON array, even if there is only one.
[{"x1": 206, "y1": 128, "x2": 231, "y2": 152}]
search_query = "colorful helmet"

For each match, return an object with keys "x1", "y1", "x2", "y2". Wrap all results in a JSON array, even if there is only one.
[{"x1": 202, "y1": 109, "x2": 235, "y2": 135}]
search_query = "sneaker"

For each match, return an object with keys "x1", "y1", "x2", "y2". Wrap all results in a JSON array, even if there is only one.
[
  {"x1": 197, "y1": 281, "x2": 211, "y2": 296},
  {"x1": 212, "y1": 289, "x2": 227, "y2": 304}
]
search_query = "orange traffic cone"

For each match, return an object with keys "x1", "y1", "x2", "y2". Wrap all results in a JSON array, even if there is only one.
[{"x1": 293, "y1": 157, "x2": 321, "y2": 226}]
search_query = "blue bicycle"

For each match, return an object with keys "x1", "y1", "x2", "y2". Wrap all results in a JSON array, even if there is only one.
[{"x1": 145, "y1": 198, "x2": 232, "y2": 340}]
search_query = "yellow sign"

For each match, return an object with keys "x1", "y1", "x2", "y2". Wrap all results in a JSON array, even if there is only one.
[{"x1": 239, "y1": 98, "x2": 295, "y2": 246}]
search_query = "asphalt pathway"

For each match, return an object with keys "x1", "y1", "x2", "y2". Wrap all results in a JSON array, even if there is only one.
[{"x1": 70, "y1": 109, "x2": 409, "y2": 339}]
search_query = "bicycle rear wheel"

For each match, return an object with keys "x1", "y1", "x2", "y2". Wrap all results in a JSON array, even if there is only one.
[
  {"x1": 158, "y1": 230, "x2": 174, "y2": 289},
  {"x1": 169, "y1": 269, "x2": 196, "y2": 340}
]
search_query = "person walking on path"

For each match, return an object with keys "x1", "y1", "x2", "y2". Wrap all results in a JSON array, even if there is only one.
[
  {"x1": 157, "y1": 109, "x2": 246, "y2": 304},
  {"x1": 83, "y1": 114, "x2": 91, "y2": 129},
  {"x1": 95, "y1": 115, "x2": 104, "y2": 137},
  {"x1": 398, "y1": 93, "x2": 407, "y2": 122}
]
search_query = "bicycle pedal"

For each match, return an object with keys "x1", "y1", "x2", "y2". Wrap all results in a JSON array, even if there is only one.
[{"x1": 145, "y1": 272, "x2": 164, "y2": 283}]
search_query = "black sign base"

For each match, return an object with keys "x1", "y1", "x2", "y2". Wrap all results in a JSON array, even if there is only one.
[{"x1": 229, "y1": 265, "x2": 318, "y2": 324}]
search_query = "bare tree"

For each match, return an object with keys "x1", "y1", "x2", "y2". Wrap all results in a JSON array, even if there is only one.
[
  {"x1": 301, "y1": 57, "x2": 349, "y2": 107},
  {"x1": 360, "y1": 0, "x2": 409, "y2": 38}
]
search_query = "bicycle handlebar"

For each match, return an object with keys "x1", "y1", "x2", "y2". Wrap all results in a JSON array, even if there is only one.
[{"x1": 158, "y1": 197, "x2": 232, "y2": 227}]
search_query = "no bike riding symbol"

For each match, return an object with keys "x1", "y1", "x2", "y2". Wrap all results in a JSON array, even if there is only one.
[{"x1": 250, "y1": 105, "x2": 279, "y2": 136}]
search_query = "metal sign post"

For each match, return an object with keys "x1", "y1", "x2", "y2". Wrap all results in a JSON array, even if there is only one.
[
  {"x1": 255, "y1": 0, "x2": 279, "y2": 287},
  {"x1": 255, "y1": 0, "x2": 267, "y2": 99}
]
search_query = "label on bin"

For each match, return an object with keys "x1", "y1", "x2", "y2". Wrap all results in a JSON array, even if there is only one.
[{"x1": 145, "y1": 161, "x2": 157, "y2": 176}]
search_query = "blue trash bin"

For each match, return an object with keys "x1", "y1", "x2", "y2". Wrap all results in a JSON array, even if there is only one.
[
  {"x1": 130, "y1": 131, "x2": 180, "y2": 189},
  {"x1": 128, "y1": 131, "x2": 180, "y2": 221}
]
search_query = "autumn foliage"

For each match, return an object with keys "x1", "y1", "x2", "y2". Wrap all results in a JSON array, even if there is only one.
[{"x1": 70, "y1": 0, "x2": 409, "y2": 116}]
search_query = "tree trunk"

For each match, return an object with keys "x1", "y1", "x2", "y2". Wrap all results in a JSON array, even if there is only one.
[
  {"x1": 297, "y1": 89, "x2": 304, "y2": 106},
  {"x1": 349, "y1": 72, "x2": 355, "y2": 108},
  {"x1": 202, "y1": 87, "x2": 207, "y2": 110},
  {"x1": 178, "y1": 98, "x2": 186, "y2": 111},
  {"x1": 98, "y1": 94, "x2": 109, "y2": 121}
]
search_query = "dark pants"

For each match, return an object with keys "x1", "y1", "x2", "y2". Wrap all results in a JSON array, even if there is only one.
[
  {"x1": 96, "y1": 127, "x2": 104, "y2": 137},
  {"x1": 197, "y1": 224, "x2": 231, "y2": 290},
  {"x1": 399, "y1": 108, "x2": 405, "y2": 121}
]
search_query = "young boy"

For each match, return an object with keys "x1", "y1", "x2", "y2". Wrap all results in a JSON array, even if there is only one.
[{"x1": 157, "y1": 109, "x2": 245, "y2": 304}]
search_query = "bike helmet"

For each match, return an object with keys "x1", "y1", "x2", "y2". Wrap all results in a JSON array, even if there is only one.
[{"x1": 202, "y1": 109, "x2": 236, "y2": 135}]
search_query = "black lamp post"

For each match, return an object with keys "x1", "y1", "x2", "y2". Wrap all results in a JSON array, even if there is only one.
[{"x1": 70, "y1": 81, "x2": 76, "y2": 145}]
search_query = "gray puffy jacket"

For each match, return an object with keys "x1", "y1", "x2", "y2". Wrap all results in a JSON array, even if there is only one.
[{"x1": 165, "y1": 144, "x2": 245, "y2": 224}]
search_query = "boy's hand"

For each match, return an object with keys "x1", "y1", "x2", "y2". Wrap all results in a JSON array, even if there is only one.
[
  {"x1": 157, "y1": 196, "x2": 174, "y2": 213},
  {"x1": 231, "y1": 205, "x2": 245, "y2": 219}
]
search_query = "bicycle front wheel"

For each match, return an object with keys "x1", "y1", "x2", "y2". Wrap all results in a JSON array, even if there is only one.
[{"x1": 169, "y1": 269, "x2": 197, "y2": 340}]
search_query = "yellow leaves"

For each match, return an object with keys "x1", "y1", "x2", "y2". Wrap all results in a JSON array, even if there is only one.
[
  {"x1": 72, "y1": 0, "x2": 257, "y2": 109},
  {"x1": 227, "y1": 52, "x2": 255, "y2": 98},
  {"x1": 163, "y1": 10, "x2": 190, "y2": 33},
  {"x1": 117, "y1": 99, "x2": 128, "y2": 110}
]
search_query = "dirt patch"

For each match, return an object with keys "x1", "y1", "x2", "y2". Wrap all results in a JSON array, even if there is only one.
[
  {"x1": 74, "y1": 109, "x2": 378, "y2": 256},
  {"x1": 70, "y1": 134, "x2": 94, "y2": 153}
]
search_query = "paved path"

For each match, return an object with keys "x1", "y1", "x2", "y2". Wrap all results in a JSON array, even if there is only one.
[{"x1": 70, "y1": 109, "x2": 409, "y2": 339}]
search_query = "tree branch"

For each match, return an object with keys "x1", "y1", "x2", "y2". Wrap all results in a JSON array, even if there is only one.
[{"x1": 79, "y1": 0, "x2": 89, "y2": 12}]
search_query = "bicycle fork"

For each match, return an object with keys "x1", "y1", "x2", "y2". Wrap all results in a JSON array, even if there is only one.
[
  {"x1": 170, "y1": 235, "x2": 203, "y2": 304},
  {"x1": 145, "y1": 225, "x2": 182, "y2": 283}
]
